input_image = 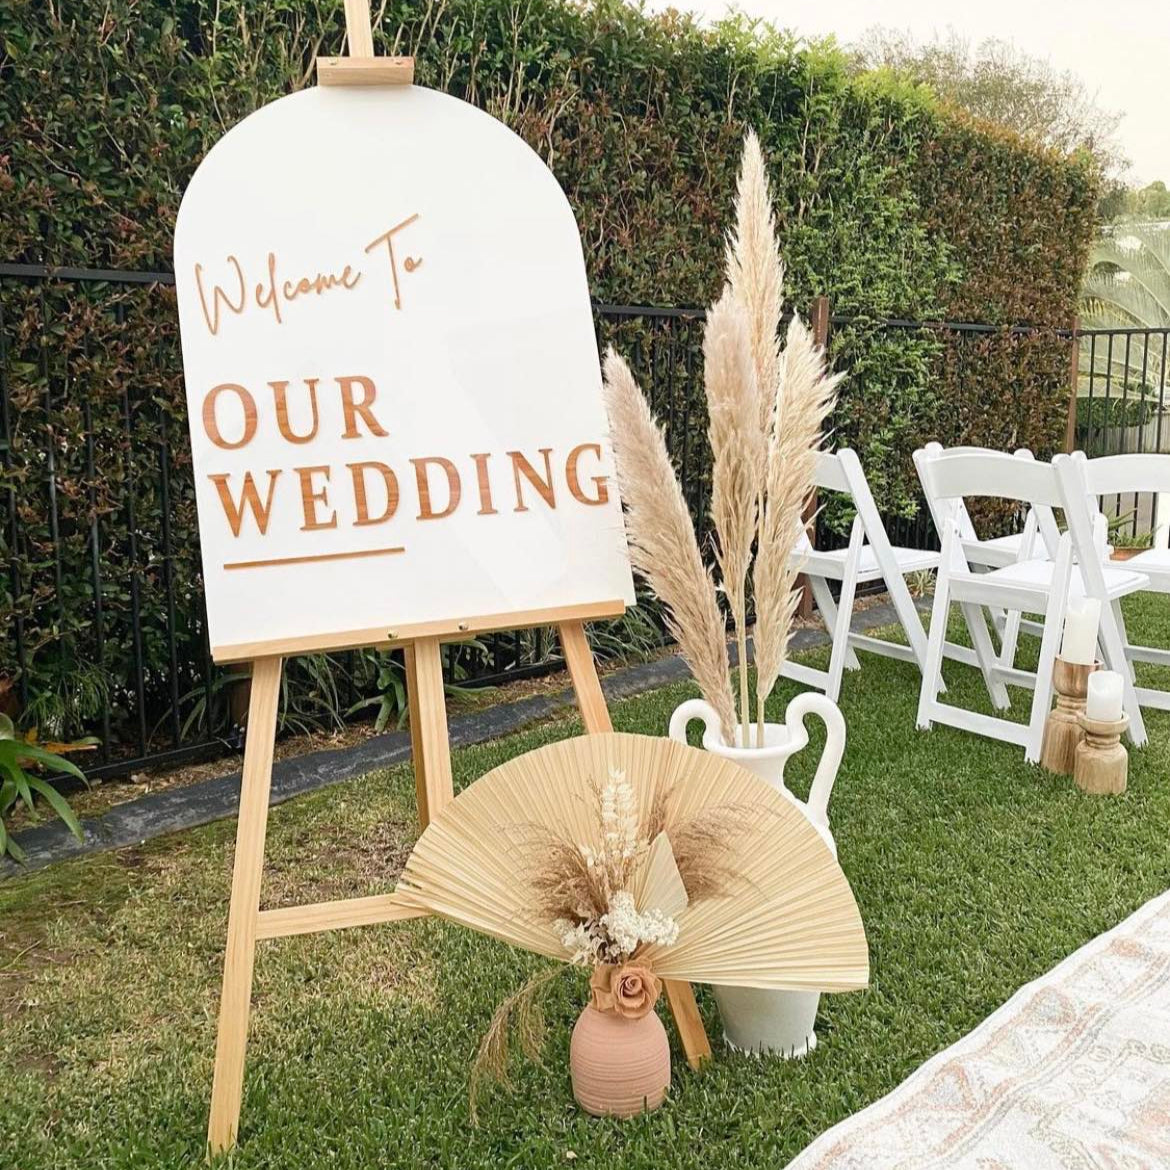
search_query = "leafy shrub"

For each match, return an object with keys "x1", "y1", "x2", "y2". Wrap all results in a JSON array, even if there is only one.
[
  {"x1": 1076, "y1": 386, "x2": 1157, "y2": 431},
  {"x1": 1107, "y1": 510, "x2": 1155, "y2": 551},
  {"x1": 0, "y1": 713, "x2": 95, "y2": 860}
]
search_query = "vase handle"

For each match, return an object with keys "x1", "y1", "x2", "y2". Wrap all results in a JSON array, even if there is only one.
[
  {"x1": 668, "y1": 699, "x2": 723, "y2": 747},
  {"x1": 783, "y1": 692, "x2": 846, "y2": 826}
]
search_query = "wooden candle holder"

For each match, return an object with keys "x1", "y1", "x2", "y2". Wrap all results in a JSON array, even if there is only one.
[
  {"x1": 1074, "y1": 712, "x2": 1130, "y2": 795},
  {"x1": 1040, "y1": 657, "x2": 1100, "y2": 776}
]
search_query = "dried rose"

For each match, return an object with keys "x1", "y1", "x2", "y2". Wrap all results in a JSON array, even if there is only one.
[{"x1": 590, "y1": 963, "x2": 661, "y2": 1019}]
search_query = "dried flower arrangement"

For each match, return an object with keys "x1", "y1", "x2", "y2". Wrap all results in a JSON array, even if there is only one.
[
  {"x1": 469, "y1": 765, "x2": 747, "y2": 1116},
  {"x1": 603, "y1": 131, "x2": 845, "y2": 747},
  {"x1": 395, "y1": 733, "x2": 869, "y2": 1118}
]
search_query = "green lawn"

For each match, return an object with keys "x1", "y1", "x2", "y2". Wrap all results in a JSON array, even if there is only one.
[{"x1": 3, "y1": 598, "x2": 1170, "y2": 1169}]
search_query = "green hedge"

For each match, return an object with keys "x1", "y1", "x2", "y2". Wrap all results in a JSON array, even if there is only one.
[
  {"x1": 0, "y1": 0, "x2": 1098, "y2": 753},
  {"x1": 1, "y1": 1, "x2": 1095, "y2": 307},
  {"x1": 0, "y1": 3, "x2": 1097, "y2": 475}
]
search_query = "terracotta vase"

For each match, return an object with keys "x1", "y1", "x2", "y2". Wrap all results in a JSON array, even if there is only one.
[{"x1": 569, "y1": 1005, "x2": 670, "y2": 1117}]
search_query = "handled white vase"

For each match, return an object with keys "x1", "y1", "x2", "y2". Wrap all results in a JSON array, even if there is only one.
[{"x1": 668, "y1": 692, "x2": 846, "y2": 1057}]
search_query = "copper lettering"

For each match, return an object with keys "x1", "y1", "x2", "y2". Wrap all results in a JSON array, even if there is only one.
[
  {"x1": 412, "y1": 457, "x2": 461, "y2": 520},
  {"x1": 210, "y1": 470, "x2": 282, "y2": 536}
]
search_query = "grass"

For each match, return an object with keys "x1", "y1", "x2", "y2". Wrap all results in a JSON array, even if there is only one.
[{"x1": 2, "y1": 597, "x2": 1170, "y2": 1168}]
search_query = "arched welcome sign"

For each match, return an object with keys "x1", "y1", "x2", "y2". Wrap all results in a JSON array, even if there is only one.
[{"x1": 175, "y1": 84, "x2": 634, "y2": 660}]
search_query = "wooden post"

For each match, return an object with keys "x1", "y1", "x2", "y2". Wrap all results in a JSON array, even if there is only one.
[
  {"x1": 810, "y1": 296, "x2": 831, "y2": 348},
  {"x1": 404, "y1": 637, "x2": 453, "y2": 828},
  {"x1": 663, "y1": 981, "x2": 711, "y2": 1070},
  {"x1": 343, "y1": 0, "x2": 374, "y2": 55},
  {"x1": 228, "y1": 679, "x2": 251, "y2": 729},
  {"x1": 207, "y1": 656, "x2": 282, "y2": 1154},
  {"x1": 1040, "y1": 655, "x2": 1098, "y2": 776},
  {"x1": 316, "y1": 0, "x2": 414, "y2": 87},
  {"x1": 799, "y1": 295, "x2": 832, "y2": 620},
  {"x1": 1065, "y1": 317, "x2": 1081, "y2": 453},
  {"x1": 227, "y1": 663, "x2": 252, "y2": 743},
  {"x1": 560, "y1": 621, "x2": 612, "y2": 734}
]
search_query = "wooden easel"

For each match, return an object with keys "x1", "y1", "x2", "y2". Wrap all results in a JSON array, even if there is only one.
[{"x1": 204, "y1": 3, "x2": 709, "y2": 1153}]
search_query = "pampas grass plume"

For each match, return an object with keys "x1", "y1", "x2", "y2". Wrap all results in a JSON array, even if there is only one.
[
  {"x1": 752, "y1": 315, "x2": 843, "y2": 731},
  {"x1": 704, "y1": 291, "x2": 766, "y2": 744},
  {"x1": 602, "y1": 349, "x2": 738, "y2": 744}
]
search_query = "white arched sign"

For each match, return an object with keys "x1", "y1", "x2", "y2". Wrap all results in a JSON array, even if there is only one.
[{"x1": 175, "y1": 84, "x2": 634, "y2": 661}]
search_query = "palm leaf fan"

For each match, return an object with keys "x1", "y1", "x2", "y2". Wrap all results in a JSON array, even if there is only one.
[{"x1": 395, "y1": 733, "x2": 868, "y2": 992}]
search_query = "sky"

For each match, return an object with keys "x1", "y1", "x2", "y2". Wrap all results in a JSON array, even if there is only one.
[{"x1": 642, "y1": 0, "x2": 1168, "y2": 185}]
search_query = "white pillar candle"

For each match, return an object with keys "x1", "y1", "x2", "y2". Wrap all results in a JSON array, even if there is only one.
[
  {"x1": 1060, "y1": 598, "x2": 1101, "y2": 665},
  {"x1": 1086, "y1": 670, "x2": 1124, "y2": 722}
]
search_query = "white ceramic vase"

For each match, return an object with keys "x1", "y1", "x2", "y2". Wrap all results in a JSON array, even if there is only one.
[{"x1": 667, "y1": 692, "x2": 846, "y2": 1057}]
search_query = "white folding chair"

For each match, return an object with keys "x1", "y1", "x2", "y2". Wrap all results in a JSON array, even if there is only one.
[
  {"x1": 913, "y1": 443, "x2": 1061, "y2": 571},
  {"x1": 915, "y1": 448, "x2": 1149, "y2": 762},
  {"x1": 779, "y1": 448, "x2": 939, "y2": 702},
  {"x1": 914, "y1": 443, "x2": 1062, "y2": 648},
  {"x1": 1069, "y1": 451, "x2": 1170, "y2": 711}
]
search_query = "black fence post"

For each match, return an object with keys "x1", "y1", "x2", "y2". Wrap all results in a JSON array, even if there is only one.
[
  {"x1": 798, "y1": 295, "x2": 832, "y2": 620},
  {"x1": 1065, "y1": 316, "x2": 1081, "y2": 453}
]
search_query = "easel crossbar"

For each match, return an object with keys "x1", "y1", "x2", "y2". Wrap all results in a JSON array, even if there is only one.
[{"x1": 255, "y1": 894, "x2": 428, "y2": 940}]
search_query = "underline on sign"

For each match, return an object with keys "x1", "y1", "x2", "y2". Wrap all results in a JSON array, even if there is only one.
[{"x1": 223, "y1": 546, "x2": 406, "y2": 571}]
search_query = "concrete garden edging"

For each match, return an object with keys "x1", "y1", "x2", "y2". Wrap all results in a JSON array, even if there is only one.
[{"x1": 1, "y1": 598, "x2": 923, "y2": 878}]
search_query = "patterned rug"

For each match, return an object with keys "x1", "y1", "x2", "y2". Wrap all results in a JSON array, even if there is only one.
[{"x1": 788, "y1": 890, "x2": 1170, "y2": 1169}]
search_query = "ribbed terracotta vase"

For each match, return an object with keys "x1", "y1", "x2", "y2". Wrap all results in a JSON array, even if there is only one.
[{"x1": 569, "y1": 1005, "x2": 670, "y2": 1118}]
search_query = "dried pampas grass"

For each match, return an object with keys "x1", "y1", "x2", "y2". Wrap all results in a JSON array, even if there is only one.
[
  {"x1": 603, "y1": 129, "x2": 844, "y2": 747},
  {"x1": 726, "y1": 128, "x2": 785, "y2": 434},
  {"x1": 603, "y1": 349, "x2": 738, "y2": 743},
  {"x1": 644, "y1": 790, "x2": 765, "y2": 904},
  {"x1": 753, "y1": 317, "x2": 843, "y2": 733},
  {"x1": 704, "y1": 292, "x2": 766, "y2": 746},
  {"x1": 469, "y1": 966, "x2": 561, "y2": 1123}
]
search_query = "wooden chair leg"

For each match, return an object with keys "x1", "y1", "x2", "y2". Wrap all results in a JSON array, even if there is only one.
[
  {"x1": 987, "y1": 603, "x2": 1007, "y2": 639},
  {"x1": 825, "y1": 568, "x2": 859, "y2": 703},
  {"x1": 960, "y1": 602, "x2": 1012, "y2": 711},
  {"x1": 885, "y1": 569, "x2": 931, "y2": 669},
  {"x1": 997, "y1": 608, "x2": 1024, "y2": 674},
  {"x1": 1025, "y1": 547, "x2": 1071, "y2": 764},
  {"x1": 1110, "y1": 599, "x2": 1138, "y2": 681},
  {"x1": 1099, "y1": 597, "x2": 1149, "y2": 747},
  {"x1": 404, "y1": 637, "x2": 454, "y2": 828},
  {"x1": 559, "y1": 620, "x2": 712, "y2": 1069},
  {"x1": 809, "y1": 575, "x2": 860, "y2": 671},
  {"x1": 207, "y1": 656, "x2": 283, "y2": 1155},
  {"x1": 917, "y1": 536, "x2": 953, "y2": 731}
]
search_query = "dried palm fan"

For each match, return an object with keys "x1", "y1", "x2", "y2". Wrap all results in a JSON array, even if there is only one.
[{"x1": 395, "y1": 732, "x2": 868, "y2": 992}]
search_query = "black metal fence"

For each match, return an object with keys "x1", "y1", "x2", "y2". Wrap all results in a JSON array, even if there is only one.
[
  {"x1": 1077, "y1": 325, "x2": 1170, "y2": 544},
  {"x1": 2, "y1": 261, "x2": 1166, "y2": 782}
]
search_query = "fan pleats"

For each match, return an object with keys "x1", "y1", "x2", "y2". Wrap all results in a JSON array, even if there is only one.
[{"x1": 396, "y1": 733, "x2": 868, "y2": 991}]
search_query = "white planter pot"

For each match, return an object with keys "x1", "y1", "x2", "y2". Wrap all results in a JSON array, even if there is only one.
[{"x1": 668, "y1": 693, "x2": 846, "y2": 1057}]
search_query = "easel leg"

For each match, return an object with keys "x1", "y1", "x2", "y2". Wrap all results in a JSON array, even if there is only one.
[
  {"x1": 558, "y1": 620, "x2": 712, "y2": 1070},
  {"x1": 207, "y1": 655, "x2": 283, "y2": 1154},
  {"x1": 664, "y1": 981, "x2": 711, "y2": 1069},
  {"x1": 404, "y1": 637, "x2": 453, "y2": 828},
  {"x1": 559, "y1": 620, "x2": 613, "y2": 733}
]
